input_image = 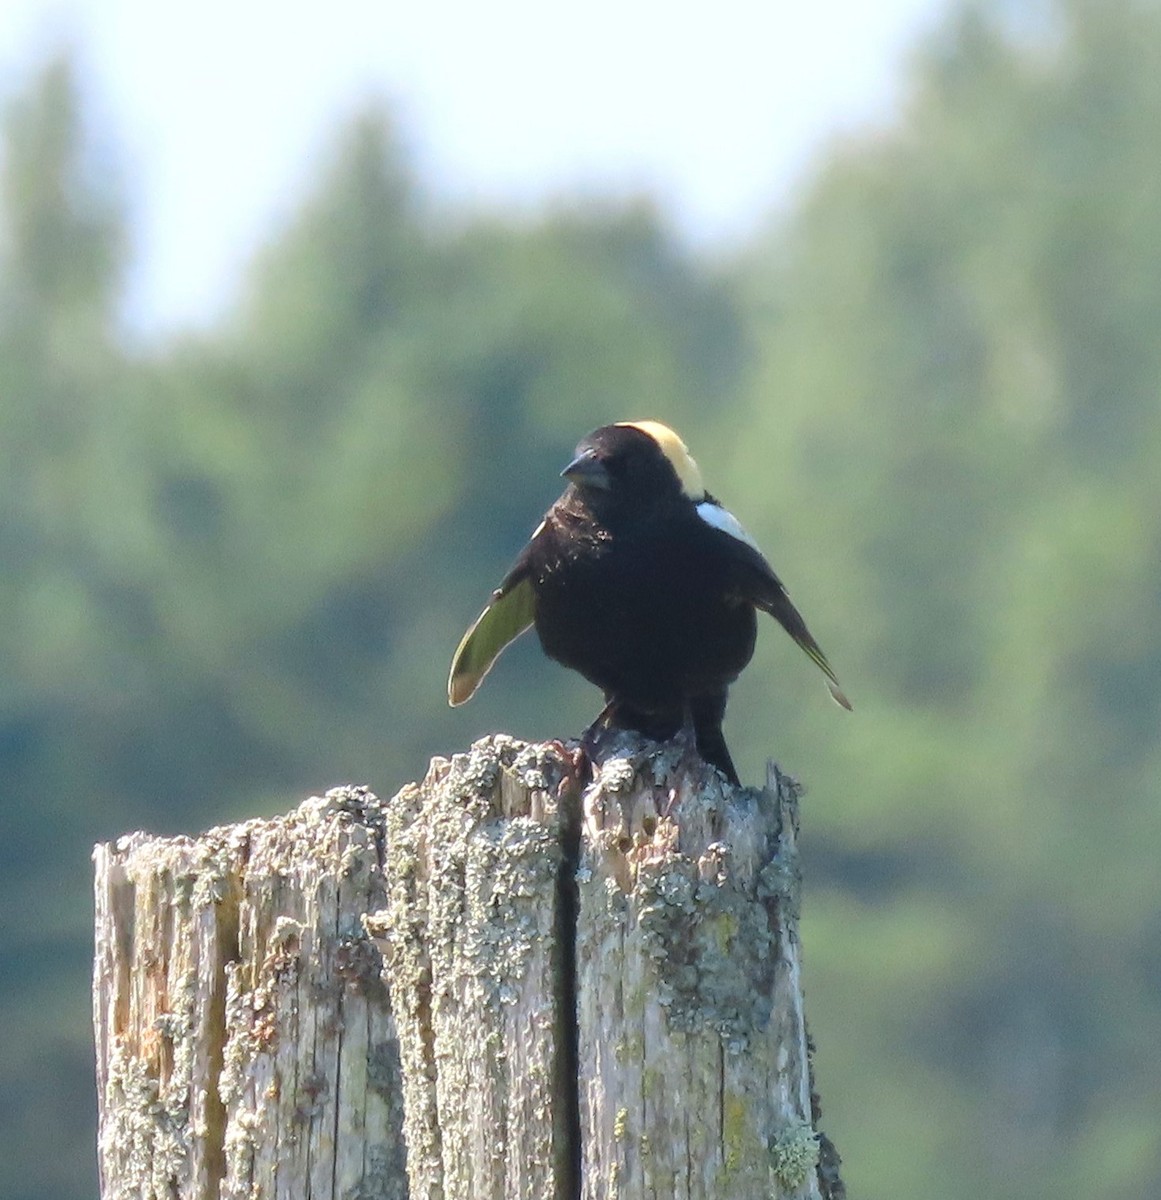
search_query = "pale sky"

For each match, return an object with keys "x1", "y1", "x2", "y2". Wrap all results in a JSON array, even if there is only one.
[{"x1": 0, "y1": 0, "x2": 944, "y2": 335}]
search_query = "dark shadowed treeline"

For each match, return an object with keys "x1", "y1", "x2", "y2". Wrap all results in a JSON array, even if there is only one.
[{"x1": 2, "y1": 2, "x2": 1159, "y2": 1197}]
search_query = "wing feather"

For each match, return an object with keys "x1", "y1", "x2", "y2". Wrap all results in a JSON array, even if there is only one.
[
  {"x1": 447, "y1": 556, "x2": 537, "y2": 705},
  {"x1": 704, "y1": 510, "x2": 852, "y2": 710}
]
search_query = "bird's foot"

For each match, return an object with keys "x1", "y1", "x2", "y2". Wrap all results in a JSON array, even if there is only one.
[{"x1": 545, "y1": 738, "x2": 593, "y2": 791}]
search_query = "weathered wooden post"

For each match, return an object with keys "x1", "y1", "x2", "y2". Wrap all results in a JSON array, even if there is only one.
[
  {"x1": 93, "y1": 784, "x2": 407, "y2": 1200},
  {"x1": 94, "y1": 733, "x2": 844, "y2": 1200}
]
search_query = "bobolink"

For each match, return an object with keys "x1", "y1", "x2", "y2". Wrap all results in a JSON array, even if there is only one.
[{"x1": 448, "y1": 420, "x2": 850, "y2": 783}]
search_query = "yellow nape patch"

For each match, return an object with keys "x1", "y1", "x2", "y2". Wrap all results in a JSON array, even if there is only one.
[{"x1": 617, "y1": 419, "x2": 705, "y2": 499}]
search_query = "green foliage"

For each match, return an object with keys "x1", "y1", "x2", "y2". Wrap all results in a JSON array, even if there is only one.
[
  {"x1": 722, "y1": 3, "x2": 1161, "y2": 1196},
  {"x1": 4, "y1": 3, "x2": 1161, "y2": 1197}
]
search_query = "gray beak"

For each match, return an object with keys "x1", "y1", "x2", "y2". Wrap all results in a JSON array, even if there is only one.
[{"x1": 561, "y1": 451, "x2": 612, "y2": 491}]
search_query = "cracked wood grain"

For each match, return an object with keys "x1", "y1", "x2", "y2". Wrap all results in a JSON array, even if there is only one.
[{"x1": 94, "y1": 735, "x2": 842, "y2": 1200}]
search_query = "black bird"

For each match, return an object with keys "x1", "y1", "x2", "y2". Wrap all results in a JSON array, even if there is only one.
[{"x1": 448, "y1": 420, "x2": 850, "y2": 783}]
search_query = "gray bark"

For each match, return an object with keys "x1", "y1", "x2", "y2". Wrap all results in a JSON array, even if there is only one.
[
  {"x1": 93, "y1": 786, "x2": 405, "y2": 1200},
  {"x1": 94, "y1": 734, "x2": 843, "y2": 1200},
  {"x1": 574, "y1": 744, "x2": 840, "y2": 1200}
]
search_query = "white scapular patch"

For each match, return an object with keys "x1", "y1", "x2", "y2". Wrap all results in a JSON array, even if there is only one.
[{"x1": 696, "y1": 501, "x2": 763, "y2": 552}]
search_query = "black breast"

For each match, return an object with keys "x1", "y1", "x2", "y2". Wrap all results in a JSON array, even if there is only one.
[{"x1": 530, "y1": 499, "x2": 757, "y2": 711}]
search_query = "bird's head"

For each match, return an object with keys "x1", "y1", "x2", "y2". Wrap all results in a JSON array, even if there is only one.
[{"x1": 561, "y1": 420, "x2": 706, "y2": 512}]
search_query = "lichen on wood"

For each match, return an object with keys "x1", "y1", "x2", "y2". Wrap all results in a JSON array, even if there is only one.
[
  {"x1": 366, "y1": 734, "x2": 579, "y2": 1200},
  {"x1": 93, "y1": 786, "x2": 406, "y2": 1200},
  {"x1": 574, "y1": 735, "x2": 838, "y2": 1200},
  {"x1": 94, "y1": 734, "x2": 843, "y2": 1200}
]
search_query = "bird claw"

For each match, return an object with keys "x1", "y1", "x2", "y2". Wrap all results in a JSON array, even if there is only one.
[{"x1": 546, "y1": 738, "x2": 592, "y2": 791}]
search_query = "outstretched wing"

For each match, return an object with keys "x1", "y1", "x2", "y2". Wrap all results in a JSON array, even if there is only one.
[
  {"x1": 698, "y1": 500, "x2": 852, "y2": 710},
  {"x1": 447, "y1": 547, "x2": 538, "y2": 706},
  {"x1": 755, "y1": 582, "x2": 852, "y2": 710}
]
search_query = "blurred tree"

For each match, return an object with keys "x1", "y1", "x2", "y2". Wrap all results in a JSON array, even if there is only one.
[
  {"x1": 6, "y1": 2, "x2": 1161, "y2": 1198},
  {"x1": 0, "y1": 54, "x2": 131, "y2": 1200},
  {"x1": 723, "y1": 2, "x2": 1161, "y2": 1197},
  {"x1": 0, "y1": 58, "x2": 744, "y2": 1200}
]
